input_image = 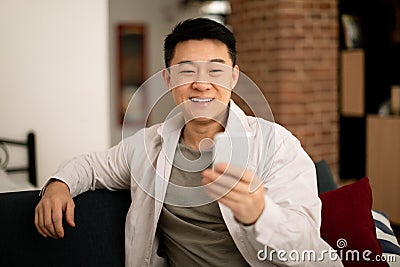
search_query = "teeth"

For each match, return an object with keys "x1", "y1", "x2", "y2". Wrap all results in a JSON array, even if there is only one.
[{"x1": 190, "y1": 98, "x2": 214, "y2": 103}]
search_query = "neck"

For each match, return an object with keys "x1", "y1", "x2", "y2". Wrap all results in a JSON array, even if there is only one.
[{"x1": 182, "y1": 112, "x2": 228, "y2": 150}]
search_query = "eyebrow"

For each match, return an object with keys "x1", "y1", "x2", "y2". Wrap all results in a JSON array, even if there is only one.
[{"x1": 177, "y1": 59, "x2": 226, "y2": 65}]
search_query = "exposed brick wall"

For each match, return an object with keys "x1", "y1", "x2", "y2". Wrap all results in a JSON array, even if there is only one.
[{"x1": 229, "y1": 0, "x2": 339, "y2": 177}]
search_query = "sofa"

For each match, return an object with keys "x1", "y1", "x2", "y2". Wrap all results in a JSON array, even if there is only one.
[
  {"x1": 0, "y1": 161, "x2": 399, "y2": 267},
  {"x1": 0, "y1": 189, "x2": 131, "y2": 267}
]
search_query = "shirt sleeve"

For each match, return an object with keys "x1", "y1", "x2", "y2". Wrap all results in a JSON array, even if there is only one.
[
  {"x1": 41, "y1": 138, "x2": 132, "y2": 198},
  {"x1": 241, "y1": 125, "x2": 342, "y2": 265}
]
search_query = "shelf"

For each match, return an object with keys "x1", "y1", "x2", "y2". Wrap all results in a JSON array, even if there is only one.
[
  {"x1": 340, "y1": 50, "x2": 364, "y2": 117},
  {"x1": 367, "y1": 115, "x2": 400, "y2": 224}
]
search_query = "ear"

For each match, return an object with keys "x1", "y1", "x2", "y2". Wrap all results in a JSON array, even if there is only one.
[
  {"x1": 231, "y1": 65, "x2": 239, "y2": 89},
  {"x1": 162, "y1": 69, "x2": 171, "y2": 90}
]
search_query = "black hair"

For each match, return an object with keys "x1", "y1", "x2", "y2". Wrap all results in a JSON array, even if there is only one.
[{"x1": 164, "y1": 18, "x2": 237, "y2": 68}]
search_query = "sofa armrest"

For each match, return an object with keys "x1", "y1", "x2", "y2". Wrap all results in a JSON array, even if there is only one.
[{"x1": 0, "y1": 189, "x2": 131, "y2": 267}]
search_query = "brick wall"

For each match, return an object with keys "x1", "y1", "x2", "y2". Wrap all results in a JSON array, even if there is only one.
[{"x1": 229, "y1": 0, "x2": 339, "y2": 177}]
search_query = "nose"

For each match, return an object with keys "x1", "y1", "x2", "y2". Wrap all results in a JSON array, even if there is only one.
[{"x1": 192, "y1": 81, "x2": 211, "y2": 91}]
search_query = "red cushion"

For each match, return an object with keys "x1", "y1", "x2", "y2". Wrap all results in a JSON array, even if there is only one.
[{"x1": 319, "y1": 177, "x2": 389, "y2": 266}]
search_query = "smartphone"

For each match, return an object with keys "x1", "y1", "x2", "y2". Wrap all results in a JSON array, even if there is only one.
[{"x1": 213, "y1": 132, "x2": 252, "y2": 169}]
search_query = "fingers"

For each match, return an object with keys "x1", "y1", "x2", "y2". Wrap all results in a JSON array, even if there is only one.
[
  {"x1": 202, "y1": 164, "x2": 266, "y2": 225},
  {"x1": 212, "y1": 163, "x2": 255, "y2": 184},
  {"x1": 205, "y1": 187, "x2": 237, "y2": 207},
  {"x1": 65, "y1": 199, "x2": 75, "y2": 228},
  {"x1": 205, "y1": 181, "x2": 244, "y2": 202},
  {"x1": 38, "y1": 201, "x2": 63, "y2": 239},
  {"x1": 202, "y1": 168, "x2": 251, "y2": 203},
  {"x1": 34, "y1": 205, "x2": 49, "y2": 238},
  {"x1": 51, "y1": 204, "x2": 65, "y2": 238},
  {"x1": 34, "y1": 180, "x2": 74, "y2": 239},
  {"x1": 35, "y1": 202, "x2": 58, "y2": 238},
  {"x1": 203, "y1": 169, "x2": 242, "y2": 190},
  {"x1": 209, "y1": 163, "x2": 263, "y2": 192},
  {"x1": 34, "y1": 198, "x2": 75, "y2": 239}
]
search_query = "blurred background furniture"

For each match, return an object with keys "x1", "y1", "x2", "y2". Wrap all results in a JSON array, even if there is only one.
[
  {"x1": 367, "y1": 115, "x2": 400, "y2": 225},
  {"x1": 0, "y1": 132, "x2": 37, "y2": 192}
]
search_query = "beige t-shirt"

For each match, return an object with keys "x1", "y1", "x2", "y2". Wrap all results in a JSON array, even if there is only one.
[{"x1": 158, "y1": 140, "x2": 249, "y2": 266}]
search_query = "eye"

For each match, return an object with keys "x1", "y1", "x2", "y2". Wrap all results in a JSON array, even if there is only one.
[
  {"x1": 180, "y1": 70, "x2": 196, "y2": 74},
  {"x1": 209, "y1": 69, "x2": 224, "y2": 76}
]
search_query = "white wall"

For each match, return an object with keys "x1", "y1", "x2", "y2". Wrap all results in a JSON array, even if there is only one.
[{"x1": 0, "y1": 0, "x2": 110, "y2": 187}]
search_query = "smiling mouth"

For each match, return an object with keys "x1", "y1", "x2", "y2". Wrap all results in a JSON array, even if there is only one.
[{"x1": 189, "y1": 97, "x2": 214, "y2": 103}]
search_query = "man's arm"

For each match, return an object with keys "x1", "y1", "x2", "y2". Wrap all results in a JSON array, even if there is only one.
[
  {"x1": 202, "y1": 127, "x2": 342, "y2": 265},
  {"x1": 49, "y1": 141, "x2": 132, "y2": 197},
  {"x1": 34, "y1": 139, "x2": 133, "y2": 239}
]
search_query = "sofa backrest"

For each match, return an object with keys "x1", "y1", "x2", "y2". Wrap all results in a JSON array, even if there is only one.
[{"x1": 0, "y1": 189, "x2": 131, "y2": 267}]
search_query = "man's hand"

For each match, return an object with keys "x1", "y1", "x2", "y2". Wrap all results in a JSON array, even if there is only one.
[
  {"x1": 202, "y1": 163, "x2": 265, "y2": 225},
  {"x1": 34, "y1": 180, "x2": 75, "y2": 239}
]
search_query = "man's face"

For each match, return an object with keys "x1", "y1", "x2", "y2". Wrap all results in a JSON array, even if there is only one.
[{"x1": 165, "y1": 39, "x2": 239, "y2": 122}]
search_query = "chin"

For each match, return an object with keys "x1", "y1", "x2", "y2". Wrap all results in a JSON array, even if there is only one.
[{"x1": 183, "y1": 108, "x2": 228, "y2": 125}]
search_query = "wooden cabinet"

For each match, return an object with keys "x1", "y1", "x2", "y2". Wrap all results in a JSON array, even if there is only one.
[
  {"x1": 367, "y1": 115, "x2": 400, "y2": 224},
  {"x1": 340, "y1": 50, "x2": 365, "y2": 117},
  {"x1": 338, "y1": 1, "x2": 400, "y2": 180},
  {"x1": 339, "y1": 50, "x2": 366, "y2": 179}
]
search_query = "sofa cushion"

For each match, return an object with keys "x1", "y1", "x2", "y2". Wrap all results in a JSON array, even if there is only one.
[
  {"x1": 372, "y1": 210, "x2": 400, "y2": 266},
  {"x1": 319, "y1": 177, "x2": 389, "y2": 266},
  {"x1": 315, "y1": 159, "x2": 337, "y2": 194},
  {"x1": 0, "y1": 190, "x2": 131, "y2": 267}
]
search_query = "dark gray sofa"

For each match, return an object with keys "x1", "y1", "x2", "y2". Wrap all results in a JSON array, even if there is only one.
[{"x1": 0, "y1": 189, "x2": 131, "y2": 267}]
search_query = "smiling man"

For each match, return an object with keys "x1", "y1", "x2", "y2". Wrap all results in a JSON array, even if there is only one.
[
  {"x1": 34, "y1": 18, "x2": 343, "y2": 266},
  {"x1": 165, "y1": 40, "x2": 239, "y2": 149}
]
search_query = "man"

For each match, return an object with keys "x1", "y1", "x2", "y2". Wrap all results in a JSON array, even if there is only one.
[{"x1": 35, "y1": 18, "x2": 342, "y2": 266}]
